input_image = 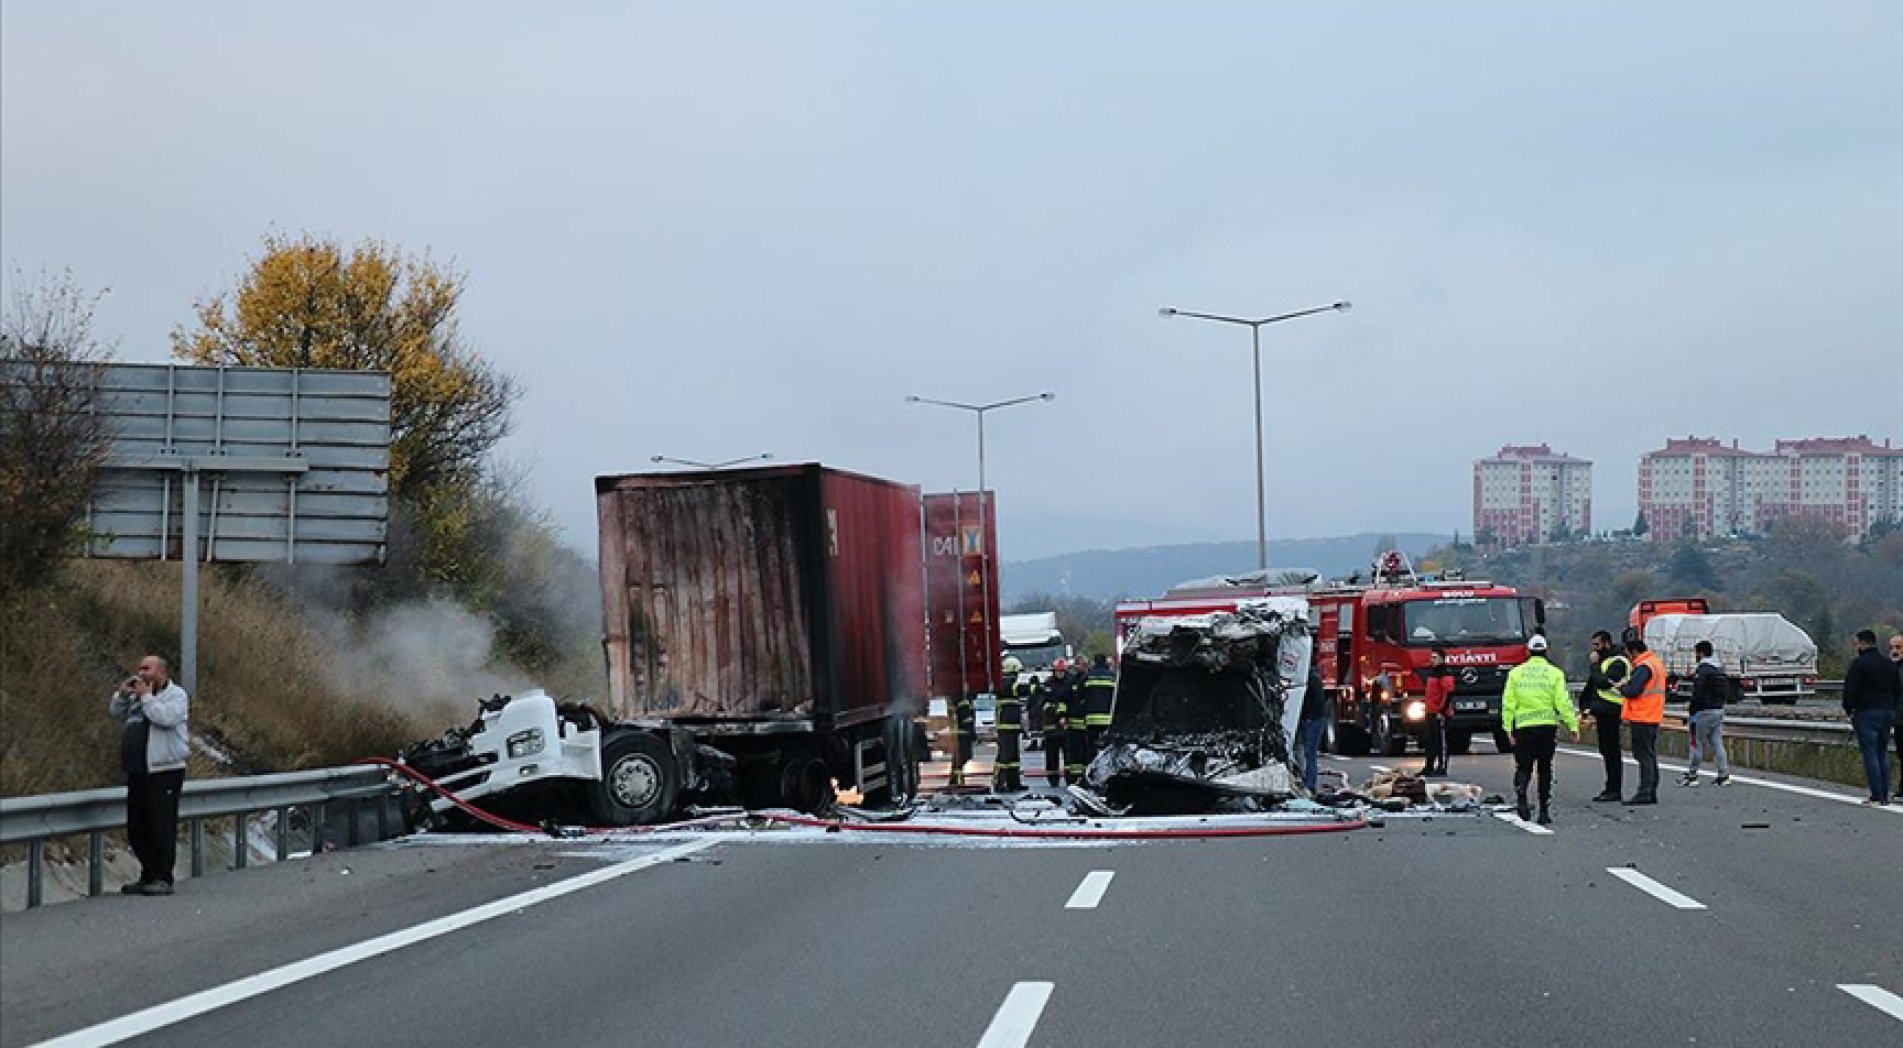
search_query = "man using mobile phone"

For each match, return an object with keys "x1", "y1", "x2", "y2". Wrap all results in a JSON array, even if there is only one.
[{"x1": 108, "y1": 655, "x2": 190, "y2": 895}]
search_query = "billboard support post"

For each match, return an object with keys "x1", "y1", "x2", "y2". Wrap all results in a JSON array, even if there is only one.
[{"x1": 181, "y1": 469, "x2": 199, "y2": 692}]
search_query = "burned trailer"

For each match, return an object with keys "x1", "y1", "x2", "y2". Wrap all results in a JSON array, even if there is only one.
[{"x1": 1078, "y1": 598, "x2": 1312, "y2": 815}]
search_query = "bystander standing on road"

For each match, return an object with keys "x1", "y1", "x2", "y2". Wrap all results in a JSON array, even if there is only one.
[
  {"x1": 1841, "y1": 629, "x2": 1898, "y2": 805},
  {"x1": 1420, "y1": 648, "x2": 1453, "y2": 777},
  {"x1": 1297, "y1": 660, "x2": 1328, "y2": 793},
  {"x1": 108, "y1": 654, "x2": 190, "y2": 895},
  {"x1": 1500, "y1": 635, "x2": 1577, "y2": 825},
  {"x1": 1679, "y1": 639, "x2": 1732, "y2": 787},
  {"x1": 1577, "y1": 630, "x2": 1629, "y2": 802},
  {"x1": 1619, "y1": 630, "x2": 1668, "y2": 805},
  {"x1": 1889, "y1": 634, "x2": 1902, "y2": 798}
]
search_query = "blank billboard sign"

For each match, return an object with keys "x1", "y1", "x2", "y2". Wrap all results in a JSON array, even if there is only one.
[{"x1": 82, "y1": 364, "x2": 391, "y2": 565}]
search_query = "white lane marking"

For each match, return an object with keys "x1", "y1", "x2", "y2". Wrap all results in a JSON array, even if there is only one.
[
  {"x1": 29, "y1": 839, "x2": 720, "y2": 1048},
  {"x1": 1556, "y1": 746, "x2": 1901, "y2": 813},
  {"x1": 1065, "y1": 871, "x2": 1115, "y2": 910},
  {"x1": 1369, "y1": 764, "x2": 1393, "y2": 773},
  {"x1": 976, "y1": 982, "x2": 1055, "y2": 1048},
  {"x1": 1606, "y1": 867, "x2": 1707, "y2": 910},
  {"x1": 1492, "y1": 811, "x2": 1554, "y2": 836},
  {"x1": 1838, "y1": 984, "x2": 1903, "y2": 1023}
]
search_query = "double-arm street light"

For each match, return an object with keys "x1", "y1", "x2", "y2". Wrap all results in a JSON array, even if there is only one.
[
  {"x1": 649, "y1": 453, "x2": 774, "y2": 470},
  {"x1": 1158, "y1": 301, "x2": 1352, "y2": 572},
  {"x1": 905, "y1": 391, "x2": 1056, "y2": 696}
]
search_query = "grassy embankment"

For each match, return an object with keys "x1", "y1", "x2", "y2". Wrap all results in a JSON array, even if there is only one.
[{"x1": 2, "y1": 562, "x2": 439, "y2": 798}]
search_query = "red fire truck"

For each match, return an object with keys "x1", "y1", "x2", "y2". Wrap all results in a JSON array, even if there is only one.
[{"x1": 1114, "y1": 553, "x2": 1546, "y2": 758}]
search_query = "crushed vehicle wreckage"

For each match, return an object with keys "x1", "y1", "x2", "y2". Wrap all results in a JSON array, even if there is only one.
[{"x1": 1070, "y1": 597, "x2": 1313, "y2": 816}]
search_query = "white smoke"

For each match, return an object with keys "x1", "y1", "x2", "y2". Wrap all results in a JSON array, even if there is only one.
[{"x1": 308, "y1": 598, "x2": 536, "y2": 717}]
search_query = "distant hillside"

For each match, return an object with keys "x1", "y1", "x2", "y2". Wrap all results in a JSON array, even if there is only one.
[{"x1": 1000, "y1": 532, "x2": 1449, "y2": 603}]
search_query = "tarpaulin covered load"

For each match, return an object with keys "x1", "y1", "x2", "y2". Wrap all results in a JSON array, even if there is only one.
[
  {"x1": 1079, "y1": 597, "x2": 1311, "y2": 814},
  {"x1": 1644, "y1": 613, "x2": 1819, "y2": 678}
]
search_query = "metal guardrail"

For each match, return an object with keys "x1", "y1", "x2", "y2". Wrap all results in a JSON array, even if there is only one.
[{"x1": 1, "y1": 765, "x2": 398, "y2": 909}]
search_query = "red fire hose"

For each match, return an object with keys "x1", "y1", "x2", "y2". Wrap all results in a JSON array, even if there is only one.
[{"x1": 359, "y1": 757, "x2": 1367, "y2": 840}]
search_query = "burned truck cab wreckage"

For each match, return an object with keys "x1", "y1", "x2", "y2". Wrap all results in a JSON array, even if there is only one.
[{"x1": 1073, "y1": 598, "x2": 1311, "y2": 816}]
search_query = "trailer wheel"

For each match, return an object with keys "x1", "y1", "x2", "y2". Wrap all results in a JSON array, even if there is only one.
[
  {"x1": 1492, "y1": 727, "x2": 1515, "y2": 755},
  {"x1": 780, "y1": 755, "x2": 834, "y2": 815},
  {"x1": 589, "y1": 731, "x2": 678, "y2": 826},
  {"x1": 1446, "y1": 728, "x2": 1473, "y2": 755}
]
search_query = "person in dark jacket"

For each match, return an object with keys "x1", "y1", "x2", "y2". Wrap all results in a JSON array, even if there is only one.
[
  {"x1": 1297, "y1": 662, "x2": 1329, "y2": 792},
  {"x1": 1842, "y1": 629, "x2": 1900, "y2": 805},
  {"x1": 1891, "y1": 634, "x2": 1903, "y2": 798},
  {"x1": 1577, "y1": 630, "x2": 1629, "y2": 801},
  {"x1": 1678, "y1": 640, "x2": 1732, "y2": 786}
]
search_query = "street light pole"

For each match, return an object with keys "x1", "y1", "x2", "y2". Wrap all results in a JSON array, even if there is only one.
[
  {"x1": 649, "y1": 453, "x2": 774, "y2": 470},
  {"x1": 906, "y1": 391, "x2": 1056, "y2": 697},
  {"x1": 1158, "y1": 301, "x2": 1351, "y2": 572}
]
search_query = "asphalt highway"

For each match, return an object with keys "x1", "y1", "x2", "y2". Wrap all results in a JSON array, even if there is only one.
[{"x1": 3, "y1": 745, "x2": 1898, "y2": 1048}]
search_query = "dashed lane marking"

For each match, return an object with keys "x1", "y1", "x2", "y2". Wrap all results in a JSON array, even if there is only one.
[
  {"x1": 27, "y1": 839, "x2": 720, "y2": 1048},
  {"x1": 1064, "y1": 871, "x2": 1115, "y2": 910},
  {"x1": 976, "y1": 982, "x2": 1055, "y2": 1048},
  {"x1": 1607, "y1": 867, "x2": 1707, "y2": 910},
  {"x1": 1492, "y1": 811, "x2": 1554, "y2": 835},
  {"x1": 1556, "y1": 746, "x2": 1901, "y2": 813},
  {"x1": 1838, "y1": 984, "x2": 1903, "y2": 1024}
]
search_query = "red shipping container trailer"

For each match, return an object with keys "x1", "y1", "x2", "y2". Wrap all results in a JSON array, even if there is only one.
[
  {"x1": 589, "y1": 464, "x2": 925, "y2": 820},
  {"x1": 920, "y1": 491, "x2": 1001, "y2": 703}
]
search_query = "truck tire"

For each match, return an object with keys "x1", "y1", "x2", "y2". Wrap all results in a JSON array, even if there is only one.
[
  {"x1": 1446, "y1": 728, "x2": 1473, "y2": 755},
  {"x1": 1492, "y1": 727, "x2": 1515, "y2": 755},
  {"x1": 589, "y1": 731, "x2": 678, "y2": 826},
  {"x1": 1335, "y1": 723, "x2": 1372, "y2": 757},
  {"x1": 780, "y1": 755, "x2": 833, "y2": 815}
]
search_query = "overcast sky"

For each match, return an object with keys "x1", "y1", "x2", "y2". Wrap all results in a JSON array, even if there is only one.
[{"x1": 5, "y1": 2, "x2": 1900, "y2": 560}]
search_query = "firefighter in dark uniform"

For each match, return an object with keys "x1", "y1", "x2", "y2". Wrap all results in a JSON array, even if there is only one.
[
  {"x1": 1082, "y1": 653, "x2": 1116, "y2": 756},
  {"x1": 1023, "y1": 672, "x2": 1044, "y2": 751},
  {"x1": 1043, "y1": 675, "x2": 1069, "y2": 787},
  {"x1": 1062, "y1": 660, "x2": 1089, "y2": 786},
  {"x1": 994, "y1": 675, "x2": 1023, "y2": 793},
  {"x1": 952, "y1": 693, "x2": 975, "y2": 786}
]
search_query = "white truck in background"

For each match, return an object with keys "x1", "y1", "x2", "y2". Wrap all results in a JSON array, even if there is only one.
[
  {"x1": 1642, "y1": 612, "x2": 1819, "y2": 703},
  {"x1": 999, "y1": 611, "x2": 1072, "y2": 688}
]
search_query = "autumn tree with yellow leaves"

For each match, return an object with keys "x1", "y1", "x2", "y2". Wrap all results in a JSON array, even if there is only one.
[{"x1": 173, "y1": 234, "x2": 520, "y2": 596}]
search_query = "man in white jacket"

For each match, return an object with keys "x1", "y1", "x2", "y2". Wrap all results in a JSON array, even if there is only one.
[{"x1": 109, "y1": 655, "x2": 190, "y2": 895}]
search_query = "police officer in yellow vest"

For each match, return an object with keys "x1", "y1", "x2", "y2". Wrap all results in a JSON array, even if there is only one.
[
  {"x1": 1501, "y1": 634, "x2": 1578, "y2": 825},
  {"x1": 1577, "y1": 630, "x2": 1631, "y2": 802}
]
